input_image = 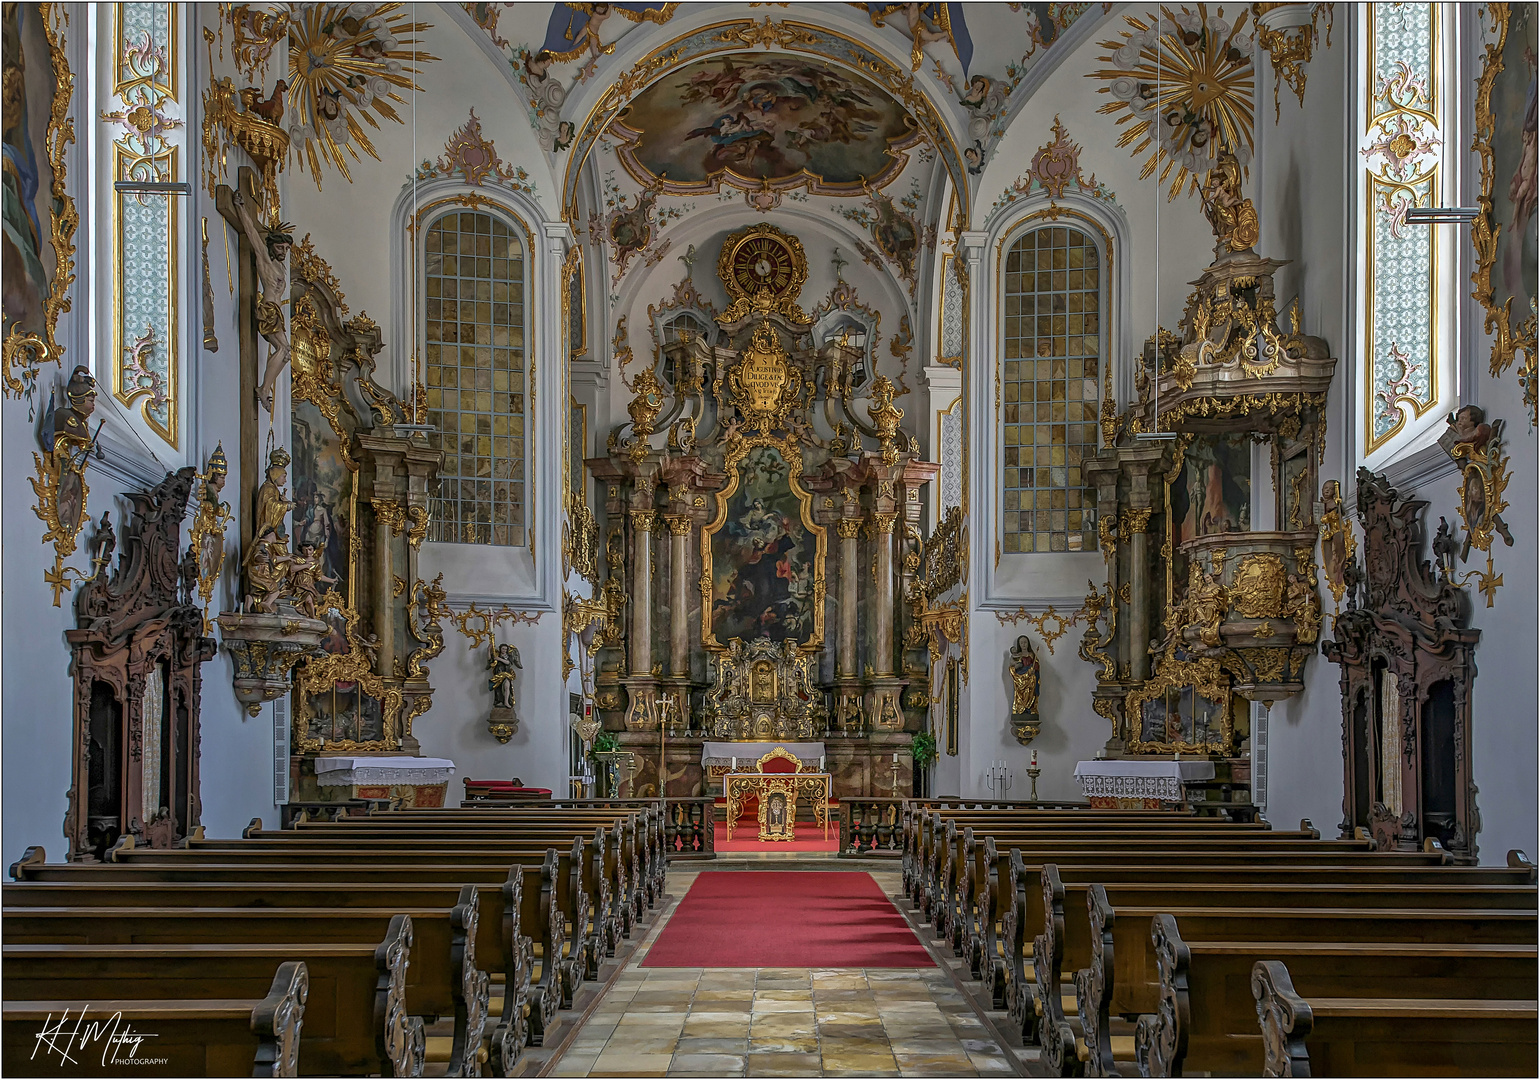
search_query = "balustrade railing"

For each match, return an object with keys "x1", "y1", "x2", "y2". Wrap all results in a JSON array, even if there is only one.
[
  {"x1": 662, "y1": 798, "x2": 715, "y2": 858},
  {"x1": 839, "y1": 798, "x2": 906, "y2": 856}
]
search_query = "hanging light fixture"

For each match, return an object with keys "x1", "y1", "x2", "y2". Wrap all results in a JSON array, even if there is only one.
[{"x1": 397, "y1": 1, "x2": 434, "y2": 438}]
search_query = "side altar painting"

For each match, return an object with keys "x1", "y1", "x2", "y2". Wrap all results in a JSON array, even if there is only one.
[{"x1": 708, "y1": 444, "x2": 819, "y2": 646}]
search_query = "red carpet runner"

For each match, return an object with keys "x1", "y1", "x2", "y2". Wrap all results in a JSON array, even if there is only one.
[
  {"x1": 712, "y1": 821, "x2": 840, "y2": 853},
  {"x1": 642, "y1": 871, "x2": 934, "y2": 968}
]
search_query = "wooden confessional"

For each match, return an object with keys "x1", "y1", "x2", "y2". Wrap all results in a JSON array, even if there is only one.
[
  {"x1": 66, "y1": 467, "x2": 216, "y2": 860},
  {"x1": 1323, "y1": 468, "x2": 1481, "y2": 863}
]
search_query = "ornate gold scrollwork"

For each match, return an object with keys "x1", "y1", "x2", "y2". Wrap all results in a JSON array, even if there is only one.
[
  {"x1": 564, "y1": 497, "x2": 601, "y2": 583},
  {"x1": 32, "y1": 366, "x2": 102, "y2": 605},
  {"x1": 293, "y1": 590, "x2": 404, "y2": 753},
  {"x1": 373, "y1": 499, "x2": 407, "y2": 536},
  {"x1": 448, "y1": 604, "x2": 543, "y2": 651},
  {"x1": 867, "y1": 375, "x2": 905, "y2": 465},
  {"x1": 1443, "y1": 407, "x2": 1515, "y2": 607}
]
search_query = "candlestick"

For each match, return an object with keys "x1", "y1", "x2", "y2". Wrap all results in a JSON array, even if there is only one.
[{"x1": 1027, "y1": 765, "x2": 1041, "y2": 802}]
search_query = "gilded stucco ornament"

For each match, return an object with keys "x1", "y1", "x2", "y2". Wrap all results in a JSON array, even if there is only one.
[
  {"x1": 31, "y1": 366, "x2": 102, "y2": 605},
  {"x1": 1439, "y1": 405, "x2": 1514, "y2": 608},
  {"x1": 1253, "y1": 3, "x2": 1333, "y2": 121},
  {"x1": 867, "y1": 375, "x2": 904, "y2": 465},
  {"x1": 1089, "y1": 5, "x2": 1257, "y2": 200}
]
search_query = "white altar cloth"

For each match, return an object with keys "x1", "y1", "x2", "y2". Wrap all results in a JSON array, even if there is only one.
[
  {"x1": 700, "y1": 742, "x2": 826, "y2": 768},
  {"x1": 1073, "y1": 759, "x2": 1215, "y2": 802},
  {"x1": 315, "y1": 756, "x2": 457, "y2": 787}
]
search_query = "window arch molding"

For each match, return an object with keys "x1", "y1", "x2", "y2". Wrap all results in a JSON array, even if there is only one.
[
  {"x1": 390, "y1": 177, "x2": 567, "y2": 609},
  {"x1": 970, "y1": 191, "x2": 1132, "y2": 608}
]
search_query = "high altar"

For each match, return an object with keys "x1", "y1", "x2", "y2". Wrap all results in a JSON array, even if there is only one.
[{"x1": 579, "y1": 224, "x2": 937, "y2": 800}]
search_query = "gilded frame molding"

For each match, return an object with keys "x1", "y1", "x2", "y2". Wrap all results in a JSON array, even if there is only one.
[
  {"x1": 1471, "y1": 2, "x2": 1539, "y2": 422},
  {"x1": 2, "y1": 3, "x2": 79, "y2": 401},
  {"x1": 562, "y1": 245, "x2": 586, "y2": 360},
  {"x1": 698, "y1": 432, "x2": 827, "y2": 654}
]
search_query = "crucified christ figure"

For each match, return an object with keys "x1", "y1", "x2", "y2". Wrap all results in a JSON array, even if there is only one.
[{"x1": 232, "y1": 190, "x2": 294, "y2": 413}]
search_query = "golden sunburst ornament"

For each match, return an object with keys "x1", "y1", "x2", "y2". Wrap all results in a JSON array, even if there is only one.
[
  {"x1": 285, "y1": 3, "x2": 436, "y2": 189},
  {"x1": 1089, "y1": 4, "x2": 1256, "y2": 200}
]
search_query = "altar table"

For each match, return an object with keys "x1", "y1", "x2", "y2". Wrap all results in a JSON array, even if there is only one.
[
  {"x1": 315, "y1": 755, "x2": 456, "y2": 808},
  {"x1": 1073, "y1": 759, "x2": 1215, "y2": 808},
  {"x1": 701, "y1": 742, "x2": 826, "y2": 769},
  {"x1": 724, "y1": 772, "x2": 832, "y2": 840}
]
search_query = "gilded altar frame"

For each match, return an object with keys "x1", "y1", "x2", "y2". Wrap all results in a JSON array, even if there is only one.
[{"x1": 698, "y1": 431, "x2": 828, "y2": 653}]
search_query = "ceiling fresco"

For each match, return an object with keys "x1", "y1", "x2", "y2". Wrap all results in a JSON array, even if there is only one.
[{"x1": 610, "y1": 53, "x2": 922, "y2": 193}]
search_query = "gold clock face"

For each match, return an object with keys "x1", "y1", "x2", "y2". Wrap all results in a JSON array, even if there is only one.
[{"x1": 730, "y1": 233, "x2": 798, "y2": 298}]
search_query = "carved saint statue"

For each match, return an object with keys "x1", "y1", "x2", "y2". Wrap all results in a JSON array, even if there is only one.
[
  {"x1": 231, "y1": 189, "x2": 294, "y2": 413},
  {"x1": 248, "y1": 446, "x2": 294, "y2": 553},
  {"x1": 1199, "y1": 145, "x2": 1260, "y2": 254},
  {"x1": 488, "y1": 643, "x2": 521, "y2": 710},
  {"x1": 243, "y1": 446, "x2": 296, "y2": 614},
  {"x1": 286, "y1": 543, "x2": 337, "y2": 619},
  {"x1": 1008, "y1": 635, "x2": 1041, "y2": 745}
]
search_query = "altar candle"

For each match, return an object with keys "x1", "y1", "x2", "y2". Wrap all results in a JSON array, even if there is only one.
[
  {"x1": 732, "y1": 756, "x2": 737, "y2": 771},
  {"x1": 1030, "y1": 749, "x2": 1037, "y2": 767},
  {"x1": 819, "y1": 754, "x2": 825, "y2": 771},
  {"x1": 893, "y1": 752, "x2": 899, "y2": 764}
]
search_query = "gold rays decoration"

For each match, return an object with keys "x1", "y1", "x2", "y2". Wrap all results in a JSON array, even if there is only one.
[
  {"x1": 1088, "y1": 4, "x2": 1257, "y2": 200},
  {"x1": 284, "y1": 3, "x2": 436, "y2": 190}
]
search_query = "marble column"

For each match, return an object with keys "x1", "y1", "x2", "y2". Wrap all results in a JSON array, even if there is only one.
[
  {"x1": 373, "y1": 510, "x2": 395, "y2": 681},
  {"x1": 629, "y1": 510, "x2": 655, "y2": 678},
  {"x1": 666, "y1": 515, "x2": 691, "y2": 678},
  {"x1": 872, "y1": 512, "x2": 897, "y2": 676},
  {"x1": 837, "y1": 518, "x2": 861, "y2": 678}
]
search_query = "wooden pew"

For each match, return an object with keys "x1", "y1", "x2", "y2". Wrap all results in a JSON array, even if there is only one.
[
  {"x1": 354, "y1": 807, "x2": 665, "y2": 907},
  {"x1": 1061, "y1": 875, "x2": 1537, "y2": 1076},
  {"x1": 2, "y1": 899, "x2": 483, "y2": 1077},
  {"x1": 246, "y1": 813, "x2": 651, "y2": 932},
  {"x1": 256, "y1": 819, "x2": 638, "y2": 945},
  {"x1": 1138, "y1": 916, "x2": 1538, "y2": 1077},
  {"x1": 85, "y1": 841, "x2": 581, "y2": 1063},
  {"x1": 1251, "y1": 959, "x2": 1540, "y2": 1077},
  {"x1": 5, "y1": 937, "x2": 399, "y2": 1077},
  {"x1": 929, "y1": 816, "x2": 1305, "y2": 950},
  {"x1": 1, "y1": 961, "x2": 309, "y2": 1078}
]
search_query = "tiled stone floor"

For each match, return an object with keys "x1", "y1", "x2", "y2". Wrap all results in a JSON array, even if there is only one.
[{"x1": 548, "y1": 869, "x2": 1020, "y2": 1077}]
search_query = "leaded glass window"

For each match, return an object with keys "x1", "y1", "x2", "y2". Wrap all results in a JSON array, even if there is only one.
[
  {"x1": 423, "y1": 210, "x2": 527, "y2": 546},
  {"x1": 105, "y1": 2, "x2": 182, "y2": 446},
  {"x1": 1001, "y1": 225, "x2": 1102, "y2": 554},
  {"x1": 1358, "y1": 2, "x2": 1454, "y2": 458}
]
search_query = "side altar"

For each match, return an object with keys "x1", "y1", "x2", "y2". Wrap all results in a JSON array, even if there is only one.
[{"x1": 580, "y1": 224, "x2": 937, "y2": 800}]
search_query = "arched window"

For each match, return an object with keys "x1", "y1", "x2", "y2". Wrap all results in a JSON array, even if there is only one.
[
  {"x1": 1000, "y1": 224, "x2": 1103, "y2": 554},
  {"x1": 423, "y1": 209, "x2": 527, "y2": 546}
]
